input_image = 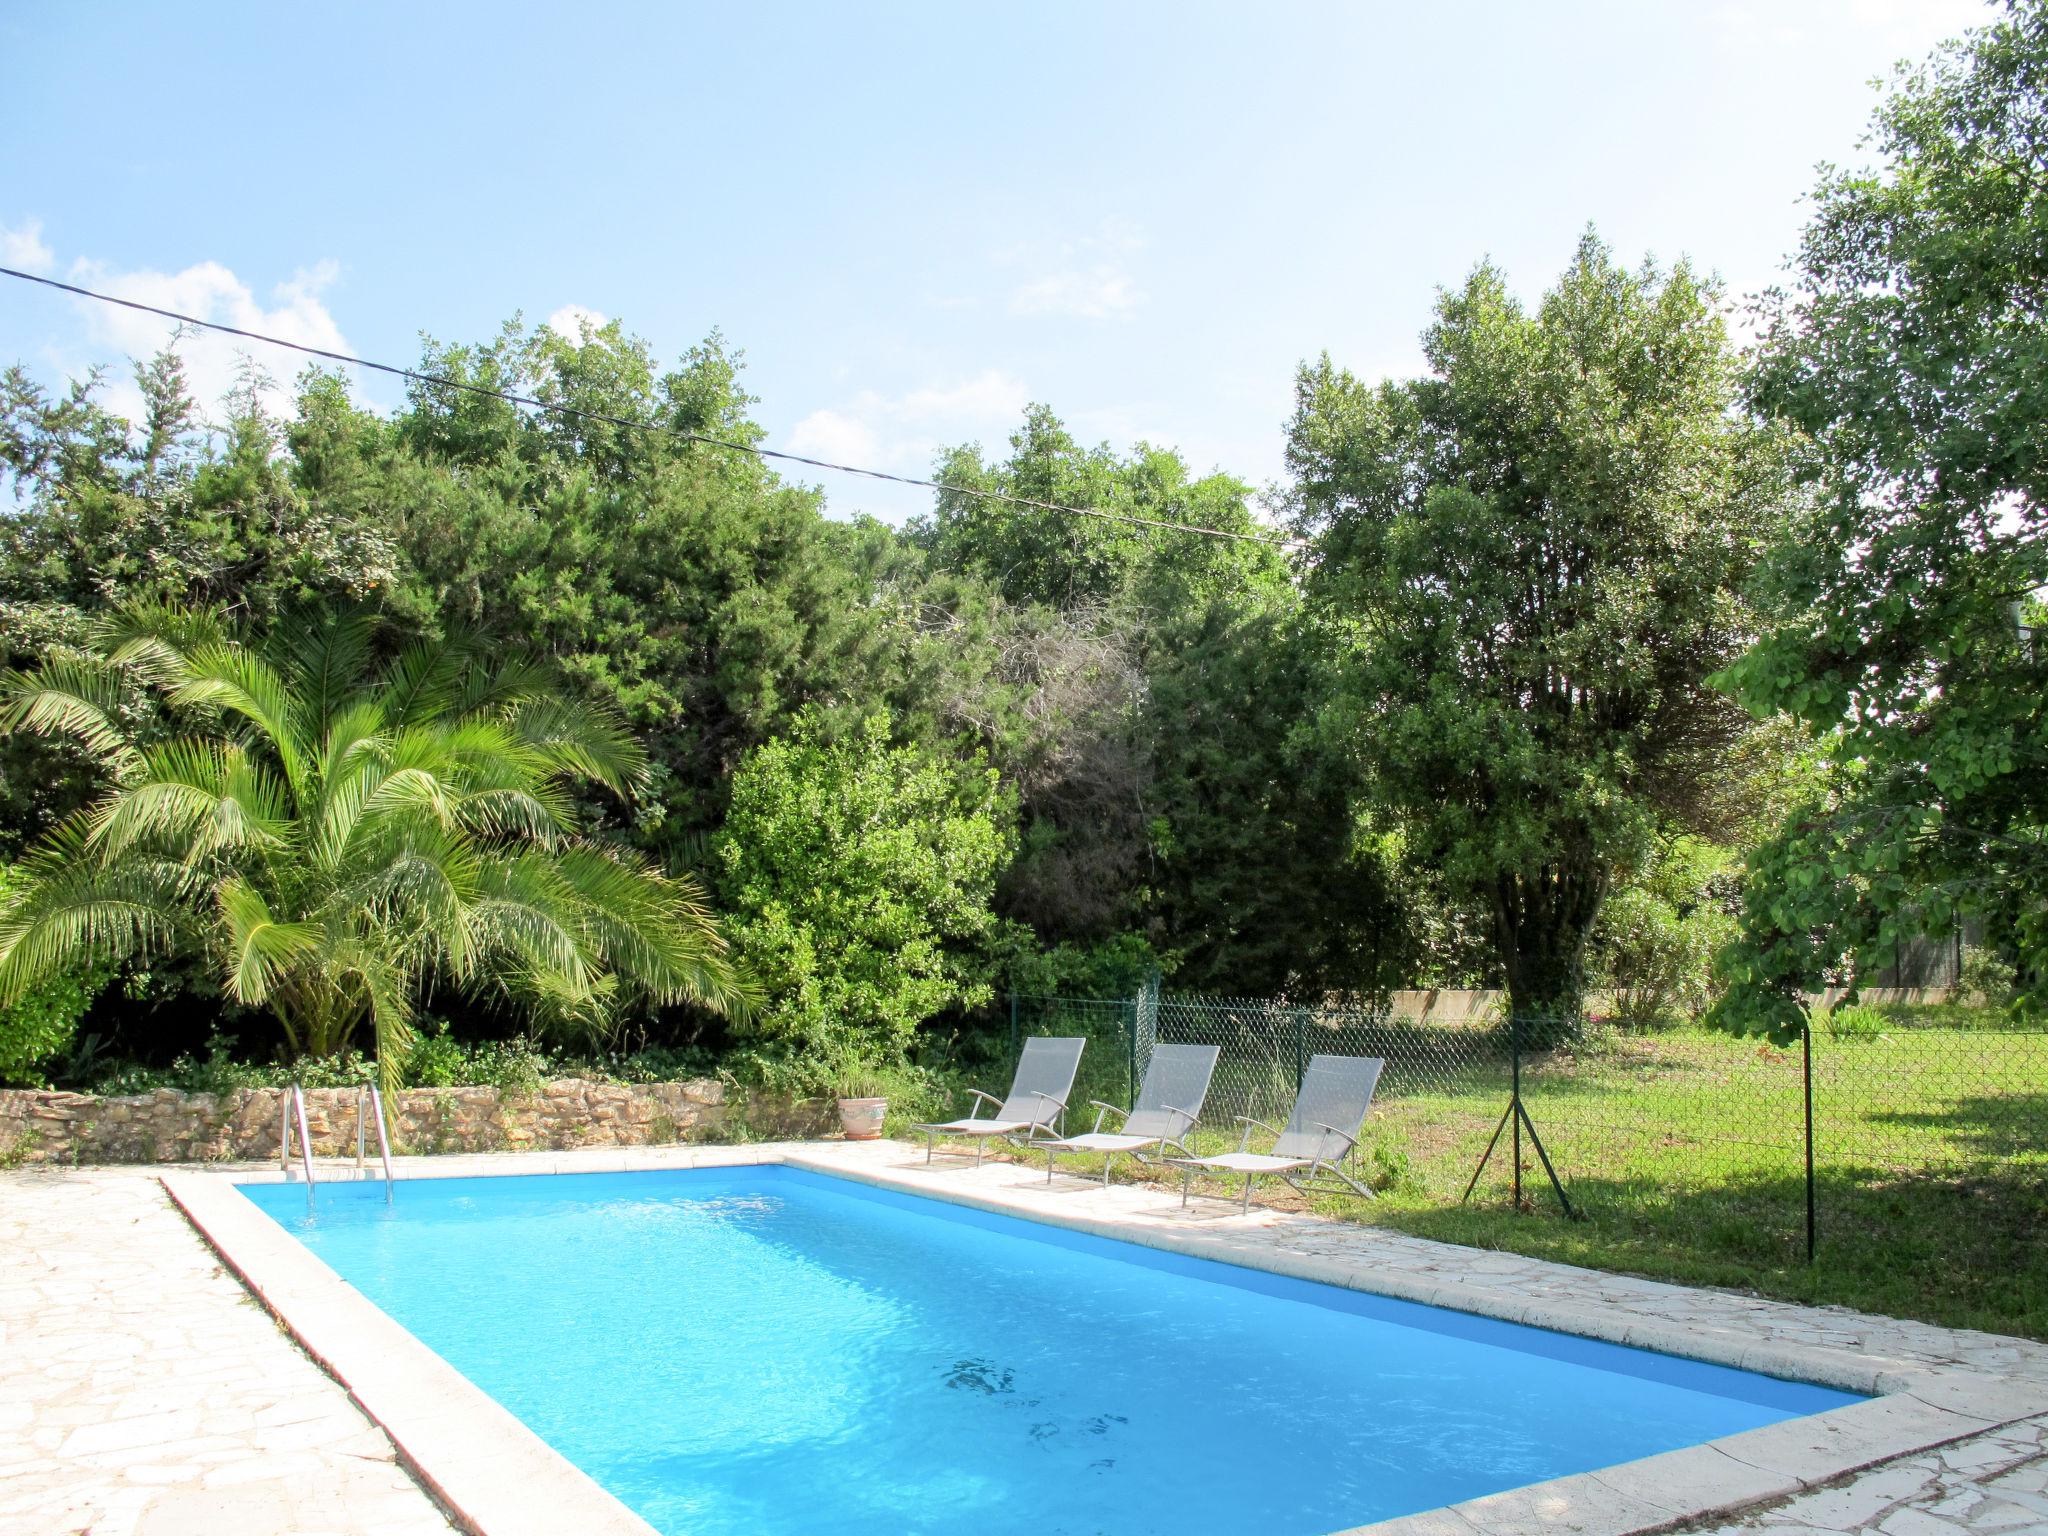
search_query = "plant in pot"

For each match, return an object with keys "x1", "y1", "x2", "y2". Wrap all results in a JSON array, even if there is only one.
[{"x1": 831, "y1": 1061, "x2": 890, "y2": 1141}]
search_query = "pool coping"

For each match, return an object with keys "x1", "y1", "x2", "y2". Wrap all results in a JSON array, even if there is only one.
[{"x1": 160, "y1": 1142, "x2": 2048, "y2": 1536}]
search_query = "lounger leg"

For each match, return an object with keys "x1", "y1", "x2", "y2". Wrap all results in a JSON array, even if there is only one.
[
  {"x1": 926, "y1": 1130, "x2": 935, "y2": 1164},
  {"x1": 1102, "y1": 1154, "x2": 1111, "y2": 1190},
  {"x1": 975, "y1": 1135, "x2": 986, "y2": 1168},
  {"x1": 1181, "y1": 1166, "x2": 1192, "y2": 1206},
  {"x1": 1046, "y1": 1148, "x2": 1056, "y2": 1184},
  {"x1": 1243, "y1": 1173, "x2": 1254, "y2": 1213}
]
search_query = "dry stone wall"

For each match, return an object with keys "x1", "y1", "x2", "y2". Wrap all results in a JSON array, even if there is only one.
[{"x1": 0, "y1": 1077, "x2": 728, "y2": 1165}]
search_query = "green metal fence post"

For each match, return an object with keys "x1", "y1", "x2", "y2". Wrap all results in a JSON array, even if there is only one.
[
  {"x1": 1803, "y1": 1017, "x2": 1817, "y2": 1264},
  {"x1": 1293, "y1": 1007, "x2": 1307, "y2": 1089},
  {"x1": 1511, "y1": 1012, "x2": 1523, "y2": 1209}
]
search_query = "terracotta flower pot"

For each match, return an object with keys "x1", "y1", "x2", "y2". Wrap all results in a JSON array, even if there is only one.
[{"x1": 837, "y1": 1096, "x2": 887, "y2": 1140}]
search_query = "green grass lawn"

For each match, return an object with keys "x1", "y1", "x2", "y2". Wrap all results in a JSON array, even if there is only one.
[{"x1": 1010, "y1": 1023, "x2": 2048, "y2": 1341}]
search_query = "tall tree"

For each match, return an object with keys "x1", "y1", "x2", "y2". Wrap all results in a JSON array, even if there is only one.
[
  {"x1": 919, "y1": 405, "x2": 1282, "y2": 610},
  {"x1": 1288, "y1": 233, "x2": 1787, "y2": 1034},
  {"x1": 918, "y1": 408, "x2": 1403, "y2": 994},
  {"x1": 1716, "y1": 0, "x2": 2048, "y2": 1032},
  {"x1": 298, "y1": 320, "x2": 952, "y2": 849}
]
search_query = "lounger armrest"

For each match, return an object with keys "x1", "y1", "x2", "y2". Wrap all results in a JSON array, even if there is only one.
[
  {"x1": 1160, "y1": 1102, "x2": 1196, "y2": 1127},
  {"x1": 1086, "y1": 1099, "x2": 1127, "y2": 1134},
  {"x1": 1311, "y1": 1121, "x2": 1362, "y2": 1157},
  {"x1": 1233, "y1": 1114, "x2": 1279, "y2": 1153},
  {"x1": 963, "y1": 1087, "x2": 1003, "y2": 1120}
]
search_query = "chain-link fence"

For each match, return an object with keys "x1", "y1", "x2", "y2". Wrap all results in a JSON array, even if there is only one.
[{"x1": 1007, "y1": 987, "x2": 2048, "y2": 1266}]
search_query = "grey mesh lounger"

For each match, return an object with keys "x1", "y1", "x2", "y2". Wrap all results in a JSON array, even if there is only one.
[
  {"x1": 1038, "y1": 1042, "x2": 1219, "y2": 1189},
  {"x1": 914, "y1": 1036, "x2": 1084, "y2": 1166},
  {"x1": 1169, "y1": 1053, "x2": 1384, "y2": 1212}
]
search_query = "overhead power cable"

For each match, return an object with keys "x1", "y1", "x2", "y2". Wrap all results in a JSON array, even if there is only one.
[{"x1": 0, "y1": 265, "x2": 1303, "y2": 551}]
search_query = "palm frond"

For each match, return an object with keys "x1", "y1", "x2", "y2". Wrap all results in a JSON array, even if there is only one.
[
  {"x1": 469, "y1": 852, "x2": 600, "y2": 997},
  {"x1": 99, "y1": 601, "x2": 230, "y2": 691},
  {"x1": 0, "y1": 822, "x2": 192, "y2": 1004},
  {"x1": 548, "y1": 845, "x2": 752, "y2": 1017},
  {"x1": 456, "y1": 785, "x2": 574, "y2": 844},
  {"x1": 0, "y1": 658, "x2": 144, "y2": 778},
  {"x1": 506, "y1": 694, "x2": 648, "y2": 797},
  {"x1": 218, "y1": 879, "x2": 321, "y2": 1006},
  {"x1": 379, "y1": 634, "x2": 475, "y2": 730},
  {"x1": 271, "y1": 612, "x2": 375, "y2": 739},
  {"x1": 169, "y1": 642, "x2": 310, "y2": 793},
  {"x1": 324, "y1": 936, "x2": 419, "y2": 1100},
  {"x1": 89, "y1": 739, "x2": 294, "y2": 864},
  {"x1": 454, "y1": 649, "x2": 558, "y2": 716}
]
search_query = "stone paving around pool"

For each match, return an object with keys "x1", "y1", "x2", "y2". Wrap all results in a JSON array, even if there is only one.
[
  {"x1": 0, "y1": 1167, "x2": 454, "y2": 1536},
  {"x1": 3, "y1": 1139, "x2": 2045, "y2": 1536}
]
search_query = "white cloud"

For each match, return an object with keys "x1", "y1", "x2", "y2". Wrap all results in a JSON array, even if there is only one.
[
  {"x1": 894, "y1": 370, "x2": 1032, "y2": 423},
  {"x1": 781, "y1": 369, "x2": 1033, "y2": 520},
  {"x1": 1, "y1": 217, "x2": 54, "y2": 275},
  {"x1": 61, "y1": 251, "x2": 356, "y2": 426},
  {"x1": 1010, "y1": 266, "x2": 1141, "y2": 320},
  {"x1": 786, "y1": 408, "x2": 880, "y2": 466},
  {"x1": 998, "y1": 219, "x2": 1147, "y2": 321},
  {"x1": 545, "y1": 303, "x2": 608, "y2": 343}
]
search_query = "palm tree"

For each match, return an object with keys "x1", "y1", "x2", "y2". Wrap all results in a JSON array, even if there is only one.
[{"x1": 0, "y1": 606, "x2": 748, "y2": 1095}]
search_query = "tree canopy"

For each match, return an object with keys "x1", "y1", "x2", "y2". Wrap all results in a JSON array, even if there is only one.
[
  {"x1": 1288, "y1": 233, "x2": 1789, "y2": 1032},
  {"x1": 1716, "y1": 0, "x2": 2048, "y2": 1032}
]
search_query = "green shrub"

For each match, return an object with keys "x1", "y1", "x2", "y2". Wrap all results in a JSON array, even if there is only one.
[
  {"x1": 1959, "y1": 945, "x2": 2018, "y2": 1007},
  {"x1": 0, "y1": 966, "x2": 107, "y2": 1087},
  {"x1": 1588, "y1": 838, "x2": 1736, "y2": 1029},
  {"x1": 717, "y1": 710, "x2": 1016, "y2": 1067},
  {"x1": 0, "y1": 867, "x2": 110, "y2": 1087},
  {"x1": 1002, "y1": 932, "x2": 1167, "y2": 1001}
]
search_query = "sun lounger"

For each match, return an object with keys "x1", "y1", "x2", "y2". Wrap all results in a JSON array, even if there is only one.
[
  {"x1": 1038, "y1": 1042, "x2": 1220, "y2": 1188},
  {"x1": 1169, "y1": 1053, "x2": 1384, "y2": 1212},
  {"x1": 914, "y1": 1036, "x2": 1085, "y2": 1166}
]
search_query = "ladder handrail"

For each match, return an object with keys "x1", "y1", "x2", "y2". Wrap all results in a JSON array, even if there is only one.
[
  {"x1": 279, "y1": 1084, "x2": 316, "y2": 1194},
  {"x1": 356, "y1": 1084, "x2": 396, "y2": 1201}
]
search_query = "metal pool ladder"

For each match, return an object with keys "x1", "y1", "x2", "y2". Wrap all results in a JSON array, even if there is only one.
[
  {"x1": 279, "y1": 1084, "x2": 316, "y2": 1191},
  {"x1": 279, "y1": 1084, "x2": 396, "y2": 1202},
  {"x1": 354, "y1": 1083, "x2": 396, "y2": 1200}
]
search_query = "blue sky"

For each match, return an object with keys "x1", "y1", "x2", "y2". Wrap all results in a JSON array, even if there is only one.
[{"x1": 0, "y1": 0, "x2": 1989, "y2": 523}]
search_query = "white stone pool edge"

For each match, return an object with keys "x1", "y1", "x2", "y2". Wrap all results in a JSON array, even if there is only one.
[{"x1": 160, "y1": 1141, "x2": 2048, "y2": 1536}]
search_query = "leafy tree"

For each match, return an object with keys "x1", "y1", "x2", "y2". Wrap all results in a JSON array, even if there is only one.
[
  {"x1": 919, "y1": 405, "x2": 1285, "y2": 610},
  {"x1": 1140, "y1": 586, "x2": 1413, "y2": 997},
  {"x1": 716, "y1": 710, "x2": 1015, "y2": 1071},
  {"x1": 919, "y1": 407, "x2": 1406, "y2": 995},
  {"x1": 1288, "y1": 233, "x2": 1788, "y2": 1036},
  {"x1": 297, "y1": 320, "x2": 949, "y2": 847},
  {"x1": 1716, "y1": 0, "x2": 2048, "y2": 1032},
  {"x1": 0, "y1": 607, "x2": 747, "y2": 1094}
]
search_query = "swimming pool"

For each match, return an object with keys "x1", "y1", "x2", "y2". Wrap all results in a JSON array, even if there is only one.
[{"x1": 238, "y1": 1166, "x2": 1860, "y2": 1536}]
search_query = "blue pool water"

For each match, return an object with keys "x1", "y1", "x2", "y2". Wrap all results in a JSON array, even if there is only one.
[{"x1": 239, "y1": 1167, "x2": 1857, "y2": 1536}]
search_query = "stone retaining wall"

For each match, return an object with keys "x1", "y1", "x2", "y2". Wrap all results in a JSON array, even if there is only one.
[{"x1": 0, "y1": 1077, "x2": 729, "y2": 1165}]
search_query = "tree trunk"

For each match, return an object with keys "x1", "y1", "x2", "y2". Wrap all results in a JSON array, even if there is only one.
[{"x1": 1493, "y1": 858, "x2": 1608, "y2": 1048}]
